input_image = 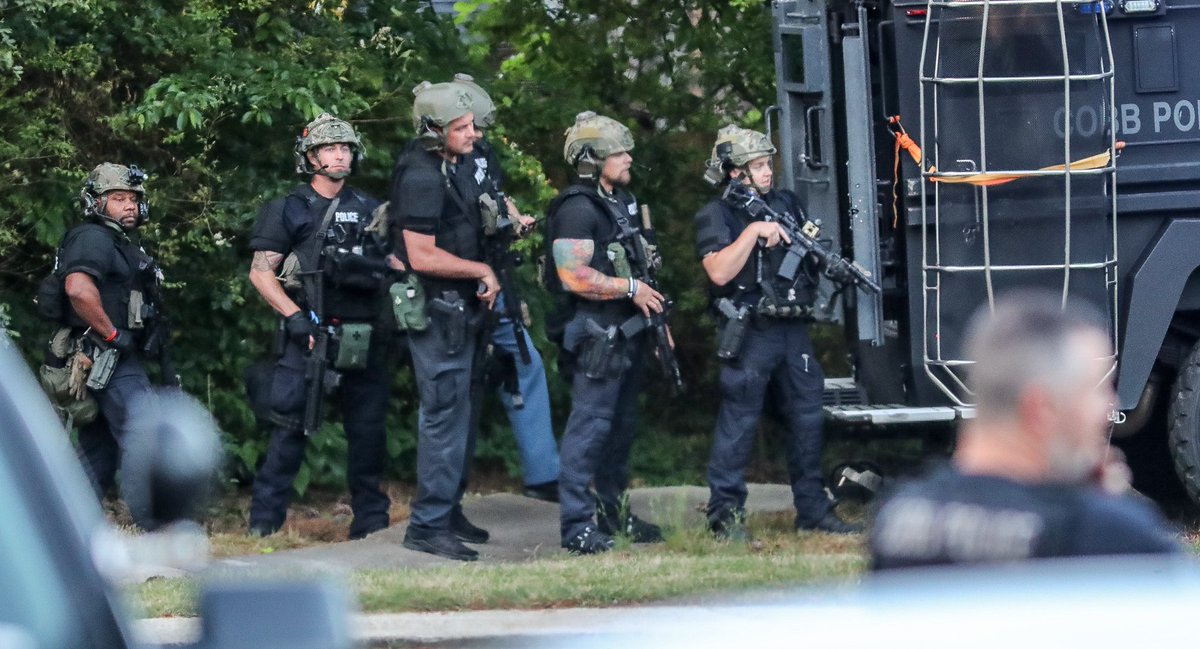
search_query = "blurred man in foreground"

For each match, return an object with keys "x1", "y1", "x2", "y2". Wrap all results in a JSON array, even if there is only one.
[{"x1": 869, "y1": 291, "x2": 1181, "y2": 570}]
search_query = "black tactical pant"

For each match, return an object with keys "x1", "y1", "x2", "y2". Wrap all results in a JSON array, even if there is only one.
[
  {"x1": 558, "y1": 315, "x2": 648, "y2": 541},
  {"x1": 249, "y1": 329, "x2": 392, "y2": 539},
  {"x1": 79, "y1": 353, "x2": 155, "y2": 528},
  {"x1": 706, "y1": 317, "x2": 832, "y2": 528},
  {"x1": 407, "y1": 303, "x2": 486, "y2": 534}
]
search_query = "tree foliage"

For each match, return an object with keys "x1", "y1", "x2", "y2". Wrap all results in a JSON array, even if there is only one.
[{"x1": 0, "y1": 0, "x2": 812, "y2": 491}]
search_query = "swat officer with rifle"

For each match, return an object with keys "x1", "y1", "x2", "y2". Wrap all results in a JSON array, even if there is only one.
[
  {"x1": 546, "y1": 111, "x2": 678, "y2": 555},
  {"x1": 246, "y1": 113, "x2": 396, "y2": 540},
  {"x1": 694, "y1": 124, "x2": 871, "y2": 542}
]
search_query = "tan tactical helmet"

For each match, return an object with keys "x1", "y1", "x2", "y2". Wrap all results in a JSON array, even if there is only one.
[
  {"x1": 704, "y1": 124, "x2": 777, "y2": 184},
  {"x1": 562, "y1": 111, "x2": 634, "y2": 178},
  {"x1": 294, "y1": 112, "x2": 364, "y2": 178},
  {"x1": 412, "y1": 81, "x2": 475, "y2": 150},
  {"x1": 80, "y1": 162, "x2": 148, "y2": 222},
  {"x1": 452, "y1": 73, "x2": 496, "y2": 129}
]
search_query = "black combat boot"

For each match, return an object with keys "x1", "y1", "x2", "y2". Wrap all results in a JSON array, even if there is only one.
[
  {"x1": 598, "y1": 512, "x2": 664, "y2": 543},
  {"x1": 450, "y1": 506, "x2": 490, "y2": 544},
  {"x1": 797, "y1": 512, "x2": 863, "y2": 535},
  {"x1": 708, "y1": 511, "x2": 753, "y2": 543},
  {"x1": 562, "y1": 524, "x2": 615, "y2": 555},
  {"x1": 403, "y1": 527, "x2": 479, "y2": 561}
]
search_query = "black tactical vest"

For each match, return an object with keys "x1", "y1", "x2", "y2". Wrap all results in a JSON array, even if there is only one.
[
  {"x1": 391, "y1": 150, "x2": 486, "y2": 302},
  {"x1": 62, "y1": 222, "x2": 156, "y2": 332},
  {"x1": 287, "y1": 184, "x2": 388, "y2": 321},
  {"x1": 709, "y1": 189, "x2": 818, "y2": 309}
]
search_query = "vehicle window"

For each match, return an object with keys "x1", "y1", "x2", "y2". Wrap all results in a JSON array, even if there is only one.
[{"x1": 0, "y1": 398, "x2": 83, "y2": 649}]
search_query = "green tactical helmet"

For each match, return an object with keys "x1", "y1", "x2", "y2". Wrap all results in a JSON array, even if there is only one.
[
  {"x1": 294, "y1": 112, "x2": 365, "y2": 178},
  {"x1": 411, "y1": 81, "x2": 475, "y2": 150},
  {"x1": 706, "y1": 124, "x2": 776, "y2": 179},
  {"x1": 452, "y1": 73, "x2": 496, "y2": 129},
  {"x1": 562, "y1": 111, "x2": 634, "y2": 177},
  {"x1": 80, "y1": 162, "x2": 148, "y2": 223}
]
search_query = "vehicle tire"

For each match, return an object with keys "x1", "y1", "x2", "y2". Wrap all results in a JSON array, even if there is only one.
[{"x1": 1167, "y1": 340, "x2": 1200, "y2": 506}]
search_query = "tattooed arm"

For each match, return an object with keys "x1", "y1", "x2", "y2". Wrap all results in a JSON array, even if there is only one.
[
  {"x1": 553, "y1": 238, "x2": 666, "y2": 315},
  {"x1": 248, "y1": 250, "x2": 303, "y2": 318},
  {"x1": 552, "y1": 238, "x2": 630, "y2": 301}
]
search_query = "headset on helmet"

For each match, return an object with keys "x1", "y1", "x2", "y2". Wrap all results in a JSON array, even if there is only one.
[
  {"x1": 80, "y1": 162, "x2": 149, "y2": 225},
  {"x1": 452, "y1": 73, "x2": 496, "y2": 129},
  {"x1": 703, "y1": 124, "x2": 777, "y2": 186},
  {"x1": 562, "y1": 111, "x2": 634, "y2": 179},
  {"x1": 293, "y1": 112, "x2": 365, "y2": 178},
  {"x1": 411, "y1": 81, "x2": 476, "y2": 151}
]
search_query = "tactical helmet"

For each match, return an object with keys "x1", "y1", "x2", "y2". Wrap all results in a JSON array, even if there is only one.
[
  {"x1": 412, "y1": 81, "x2": 476, "y2": 150},
  {"x1": 80, "y1": 162, "x2": 148, "y2": 224},
  {"x1": 294, "y1": 112, "x2": 365, "y2": 178},
  {"x1": 562, "y1": 111, "x2": 634, "y2": 178},
  {"x1": 705, "y1": 124, "x2": 776, "y2": 184},
  {"x1": 452, "y1": 73, "x2": 496, "y2": 129}
]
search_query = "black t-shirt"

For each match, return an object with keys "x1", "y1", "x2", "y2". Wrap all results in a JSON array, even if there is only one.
[
  {"x1": 868, "y1": 465, "x2": 1182, "y2": 571},
  {"x1": 249, "y1": 183, "x2": 384, "y2": 320},
  {"x1": 551, "y1": 185, "x2": 639, "y2": 320},
  {"x1": 389, "y1": 146, "x2": 485, "y2": 304}
]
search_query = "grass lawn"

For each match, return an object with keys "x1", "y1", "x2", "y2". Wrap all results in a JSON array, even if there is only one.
[{"x1": 131, "y1": 510, "x2": 867, "y2": 617}]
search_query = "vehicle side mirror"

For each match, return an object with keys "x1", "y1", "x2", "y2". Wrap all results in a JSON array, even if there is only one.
[{"x1": 193, "y1": 580, "x2": 354, "y2": 649}]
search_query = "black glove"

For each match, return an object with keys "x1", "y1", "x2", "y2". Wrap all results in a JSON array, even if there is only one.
[
  {"x1": 110, "y1": 328, "x2": 137, "y2": 354},
  {"x1": 284, "y1": 311, "x2": 315, "y2": 347}
]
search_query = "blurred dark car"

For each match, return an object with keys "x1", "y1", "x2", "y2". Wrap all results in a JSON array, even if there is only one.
[{"x1": 0, "y1": 332, "x2": 352, "y2": 649}]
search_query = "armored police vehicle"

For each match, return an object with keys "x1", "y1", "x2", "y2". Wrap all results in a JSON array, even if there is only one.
[{"x1": 772, "y1": 0, "x2": 1200, "y2": 503}]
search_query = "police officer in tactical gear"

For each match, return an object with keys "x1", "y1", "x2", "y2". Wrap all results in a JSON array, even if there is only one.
[
  {"x1": 246, "y1": 113, "x2": 394, "y2": 540},
  {"x1": 548, "y1": 111, "x2": 666, "y2": 554},
  {"x1": 389, "y1": 81, "x2": 497, "y2": 561},
  {"x1": 695, "y1": 124, "x2": 860, "y2": 541},
  {"x1": 451, "y1": 73, "x2": 561, "y2": 502},
  {"x1": 59, "y1": 162, "x2": 165, "y2": 528}
]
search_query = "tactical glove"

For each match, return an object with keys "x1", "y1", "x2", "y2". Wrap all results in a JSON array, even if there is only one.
[
  {"x1": 110, "y1": 329, "x2": 137, "y2": 354},
  {"x1": 284, "y1": 311, "x2": 316, "y2": 347}
]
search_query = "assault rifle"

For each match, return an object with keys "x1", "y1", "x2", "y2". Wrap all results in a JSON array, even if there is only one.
[
  {"x1": 723, "y1": 182, "x2": 882, "y2": 295},
  {"x1": 299, "y1": 252, "x2": 339, "y2": 437},
  {"x1": 479, "y1": 191, "x2": 533, "y2": 366},
  {"x1": 615, "y1": 205, "x2": 685, "y2": 395},
  {"x1": 140, "y1": 264, "x2": 180, "y2": 388}
]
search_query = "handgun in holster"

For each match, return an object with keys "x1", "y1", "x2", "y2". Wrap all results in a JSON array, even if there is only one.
[
  {"x1": 581, "y1": 319, "x2": 620, "y2": 380},
  {"x1": 715, "y1": 297, "x2": 751, "y2": 361},
  {"x1": 86, "y1": 347, "x2": 119, "y2": 391},
  {"x1": 429, "y1": 292, "x2": 468, "y2": 355}
]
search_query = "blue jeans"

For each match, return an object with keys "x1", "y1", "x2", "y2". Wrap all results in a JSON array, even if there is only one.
[{"x1": 491, "y1": 296, "x2": 560, "y2": 486}]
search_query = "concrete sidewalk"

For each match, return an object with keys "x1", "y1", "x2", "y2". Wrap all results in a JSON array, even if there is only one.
[{"x1": 207, "y1": 483, "x2": 797, "y2": 574}]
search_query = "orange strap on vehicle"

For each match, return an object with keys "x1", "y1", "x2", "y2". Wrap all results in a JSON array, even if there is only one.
[{"x1": 887, "y1": 115, "x2": 1123, "y2": 226}]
